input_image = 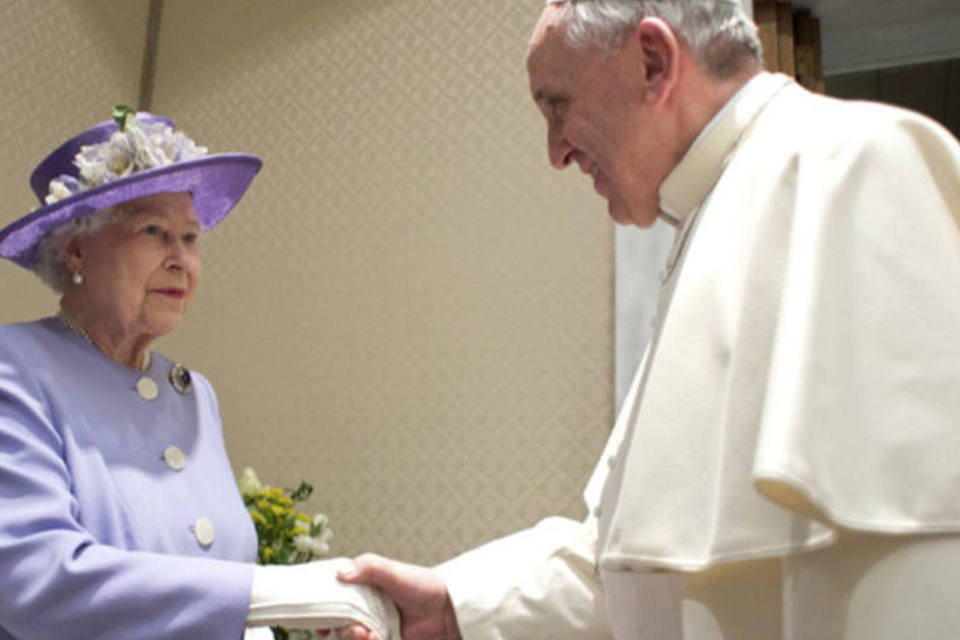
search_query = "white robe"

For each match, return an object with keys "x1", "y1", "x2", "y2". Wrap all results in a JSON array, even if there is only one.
[{"x1": 437, "y1": 73, "x2": 960, "y2": 639}]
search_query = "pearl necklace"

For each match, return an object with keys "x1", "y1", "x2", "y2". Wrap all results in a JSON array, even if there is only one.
[
  {"x1": 56, "y1": 310, "x2": 93, "y2": 343},
  {"x1": 56, "y1": 310, "x2": 150, "y2": 372}
]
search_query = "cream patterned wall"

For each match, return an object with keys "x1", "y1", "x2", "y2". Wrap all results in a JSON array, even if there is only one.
[
  {"x1": 152, "y1": 0, "x2": 613, "y2": 563},
  {"x1": 0, "y1": 0, "x2": 147, "y2": 321},
  {"x1": 1, "y1": 0, "x2": 614, "y2": 565}
]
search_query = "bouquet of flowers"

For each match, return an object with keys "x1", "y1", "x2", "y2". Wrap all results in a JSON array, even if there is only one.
[{"x1": 239, "y1": 468, "x2": 334, "y2": 640}]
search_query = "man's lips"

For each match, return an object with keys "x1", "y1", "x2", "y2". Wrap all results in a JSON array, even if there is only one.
[
  {"x1": 577, "y1": 159, "x2": 602, "y2": 186},
  {"x1": 588, "y1": 165, "x2": 605, "y2": 195},
  {"x1": 573, "y1": 154, "x2": 606, "y2": 197}
]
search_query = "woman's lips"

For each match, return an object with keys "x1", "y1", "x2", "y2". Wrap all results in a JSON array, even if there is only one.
[{"x1": 154, "y1": 288, "x2": 186, "y2": 299}]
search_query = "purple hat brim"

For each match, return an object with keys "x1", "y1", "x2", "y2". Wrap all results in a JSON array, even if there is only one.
[{"x1": 0, "y1": 153, "x2": 262, "y2": 268}]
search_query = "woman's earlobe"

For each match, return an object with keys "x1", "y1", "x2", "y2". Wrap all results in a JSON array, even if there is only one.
[{"x1": 62, "y1": 236, "x2": 84, "y2": 272}]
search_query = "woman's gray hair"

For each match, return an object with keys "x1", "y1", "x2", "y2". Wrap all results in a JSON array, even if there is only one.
[
  {"x1": 549, "y1": 0, "x2": 762, "y2": 78},
  {"x1": 32, "y1": 206, "x2": 119, "y2": 294}
]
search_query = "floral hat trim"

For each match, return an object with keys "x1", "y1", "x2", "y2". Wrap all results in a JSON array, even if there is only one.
[
  {"x1": 44, "y1": 105, "x2": 208, "y2": 206},
  {"x1": 0, "y1": 105, "x2": 262, "y2": 268}
]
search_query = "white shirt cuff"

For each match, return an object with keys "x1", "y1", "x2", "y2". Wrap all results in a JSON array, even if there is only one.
[{"x1": 248, "y1": 558, "x2": 400, "y2": 639}]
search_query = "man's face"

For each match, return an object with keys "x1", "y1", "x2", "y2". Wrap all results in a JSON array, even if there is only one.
[{"x1": 526, "y1": 7, "x2": 671, "y2": 227}]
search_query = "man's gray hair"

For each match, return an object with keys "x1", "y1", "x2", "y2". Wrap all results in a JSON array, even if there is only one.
[
  {"x1": 548, "y1": 0, "x2": 762, "y2": 78},
  {"x1": 32, "y1": 207, "x2": 119, "y2": 294}
]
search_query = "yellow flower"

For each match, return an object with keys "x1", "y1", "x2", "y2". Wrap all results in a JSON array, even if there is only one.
[{"x1": 239, "y1": 468, "x2": 332, "y2": 569}]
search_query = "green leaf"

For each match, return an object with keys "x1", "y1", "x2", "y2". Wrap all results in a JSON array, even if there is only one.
[
  {"x1": 112, "y1": 105, "x2": 136, "y2": 131},
  {"x1": 289, "y1": 481, "x2": 313, "y2": 503}
]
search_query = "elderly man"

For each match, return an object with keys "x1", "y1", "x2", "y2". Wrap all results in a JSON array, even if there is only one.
[{"x1": 341, "y1": 1, "x2": 960, "y2": 639}]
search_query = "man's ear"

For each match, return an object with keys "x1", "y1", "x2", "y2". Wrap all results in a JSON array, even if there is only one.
[{"x1": 635, "y1": 17, "x2": 681, "y2": 105}]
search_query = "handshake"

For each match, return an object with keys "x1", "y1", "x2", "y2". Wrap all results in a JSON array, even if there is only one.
[{"x1": 247, "y1": 555, "x2": 457, "y2": 640}]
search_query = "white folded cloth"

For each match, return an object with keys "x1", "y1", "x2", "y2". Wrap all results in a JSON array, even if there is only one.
[
  {"x1": 244, "y1": 626, "x2": 276, "y2": 640},
  {"x1": 247, "y1": 558, "x2": 400, "y2": 639}
]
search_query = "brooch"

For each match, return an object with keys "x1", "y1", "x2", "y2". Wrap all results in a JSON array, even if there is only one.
[{"x1": 169, "y1": 363, "x2": 192, "y2": 394}]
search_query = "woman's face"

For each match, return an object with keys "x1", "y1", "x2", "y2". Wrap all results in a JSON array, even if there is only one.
[{"x1": 69, "y1": 192, "x2": 202, "y2": 340}]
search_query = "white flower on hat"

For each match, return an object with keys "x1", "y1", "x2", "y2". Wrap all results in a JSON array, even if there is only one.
[
  {"x1": 44, "y1": 110, "x2": 208, "y2": 206},
  {"x1": 44, "y1": 176, "x2": 84, "y2": 205}
]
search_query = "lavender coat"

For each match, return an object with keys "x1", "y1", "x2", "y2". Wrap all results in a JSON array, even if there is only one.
[{"x1": 0, "y1": 318, "x2": 256, "y2": 639}]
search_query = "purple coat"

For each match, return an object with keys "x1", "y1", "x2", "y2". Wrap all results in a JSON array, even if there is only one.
[{"x1": 0, "y1": 318, "x2": 256, "y2": 639}]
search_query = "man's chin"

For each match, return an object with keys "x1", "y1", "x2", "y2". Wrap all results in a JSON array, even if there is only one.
[
  {"x1": 607, "y1": 199, "x2": 658, "y2": 228},
  {"x1": 606, "y1": 200, "x2": 631, "y2": 226}
]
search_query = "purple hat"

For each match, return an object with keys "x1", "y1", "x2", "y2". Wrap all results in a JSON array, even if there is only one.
[{"x1": 0, "y1": 107, "x2": 262, "y2": 268}]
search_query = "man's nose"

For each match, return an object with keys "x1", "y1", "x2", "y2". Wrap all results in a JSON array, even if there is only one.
[{"x1": 547, "y1": 126, "x2": 572, "y2": 169}]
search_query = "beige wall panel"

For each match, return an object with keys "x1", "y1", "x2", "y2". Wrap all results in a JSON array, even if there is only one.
[
  {"x1": 0, "y1": 0, "x2": 148, "y2": 322},
  {"x1": 152, "y1": 0, "x2": 613, "y2": 563}
]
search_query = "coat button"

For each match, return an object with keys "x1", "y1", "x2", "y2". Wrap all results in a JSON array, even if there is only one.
[
  {"x1": 194, "y1": 517, "x2": 215, "y2": 547},
  {"x1": 136, "y1": 377, "x2": 158, "y2": 401},
  {"x1": 163, "y1": 446, "x2": 186, "y2": 471}
]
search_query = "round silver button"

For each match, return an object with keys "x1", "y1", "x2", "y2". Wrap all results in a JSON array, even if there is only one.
[
  {"x1": 136, "y1": 377, "x2": 158, "y2": 401},
  {"x1": 194, "y1": 517, "x2": 215, "y2": 547},
  {"x1": 163, "y1": 446, "x2": 186, "y2": 471}
]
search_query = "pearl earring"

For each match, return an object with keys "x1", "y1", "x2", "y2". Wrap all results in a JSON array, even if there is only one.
[{"x1": 72, "y1": 272, "x2": 84, "y2": 286}]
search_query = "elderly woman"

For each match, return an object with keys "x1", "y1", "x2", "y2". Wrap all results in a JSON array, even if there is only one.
[{"x1": 0, "y1": 108, "x2": 396, "y2": 640}]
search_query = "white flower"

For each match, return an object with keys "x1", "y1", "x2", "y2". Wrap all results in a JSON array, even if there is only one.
[
  {"x1": 237, "y1": 467, "x2": 263, "y2": 498},
  {"x1": 293, "y1": 534, "x2": 330, "y2": 559},
  {"x1": 44, "y1": 176, "x2": 84, "y2": 205},
  {"x1": 128, "y1": 124, "x2": 164, "y2": 169},
  {"x1": 44, "y1": 112, "x2": 208, "y2": 204},
  {"x1": 312, "y1": 513, "x2": 334, "y2": 547}
]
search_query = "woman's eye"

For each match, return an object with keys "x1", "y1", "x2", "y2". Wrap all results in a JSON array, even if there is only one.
[
  {"x1": 182, "y1": 233, "x2": 198, "y2": 245},
  {"x1": 143, "y1": 225, "x2": 162, "y2": 236}
]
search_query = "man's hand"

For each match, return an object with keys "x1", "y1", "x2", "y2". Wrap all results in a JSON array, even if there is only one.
[{"x1": 336, "y1": 553, "x2": 461, "y2": 640}]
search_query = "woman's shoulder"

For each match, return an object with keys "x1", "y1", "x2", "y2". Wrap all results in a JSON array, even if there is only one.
[
  {"x1": 0, "y1": 317, "x2": 60, "y2": 354},
  {"x1": 0, "y1": 316, "x2": 54, "y2": 334},
  {"x1": 0, "y1": 319, "x2": 68, "y2": 400}
]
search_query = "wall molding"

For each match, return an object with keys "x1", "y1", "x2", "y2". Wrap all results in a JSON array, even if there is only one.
[{"x1": 138, "y1": 0, "x2": 164, "y2": 111}]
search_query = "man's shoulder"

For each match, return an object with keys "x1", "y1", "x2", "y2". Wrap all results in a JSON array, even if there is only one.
[
  {"x1": 774, "y1": 84, "x2": 951, "y2": 147},
  {"x1": 748, "y1": 84, "x2": 956, "y2": 170}
]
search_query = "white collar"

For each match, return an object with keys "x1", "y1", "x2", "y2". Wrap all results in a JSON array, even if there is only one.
[{"x1": 658, "y1": 72, "x2": 793, "y2": 225}]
